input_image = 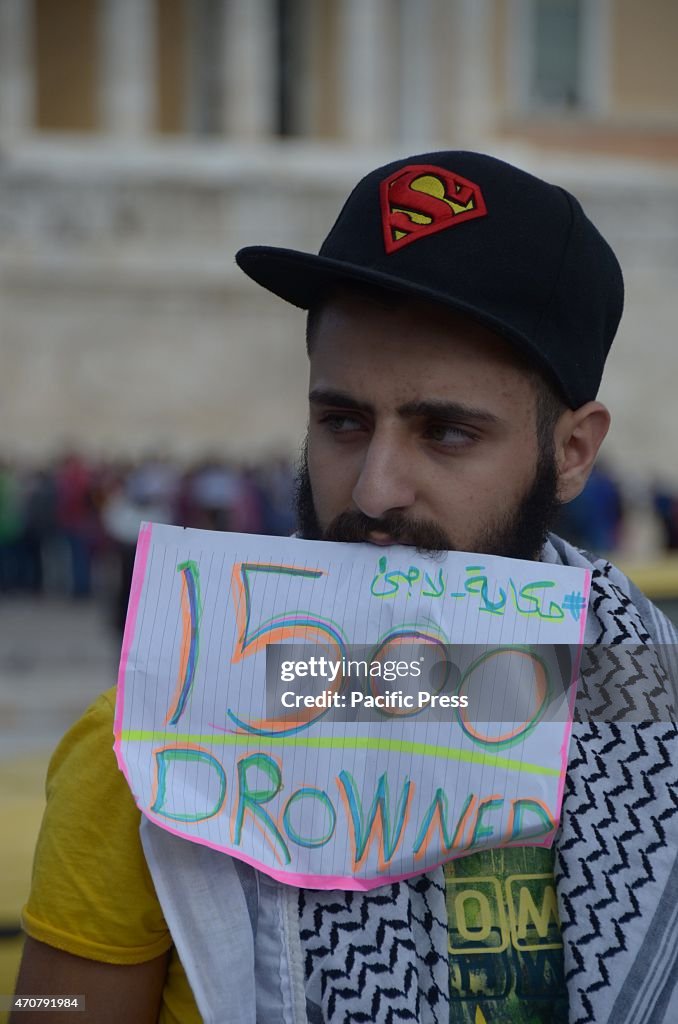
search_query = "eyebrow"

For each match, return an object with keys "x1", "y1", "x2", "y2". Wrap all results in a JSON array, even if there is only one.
[
  {"x1": 309, "y1": 388, "x2": 373, "y2": 414},
  {"x1": 308, "y1": 388, "x2": 502, "y2": 426}
]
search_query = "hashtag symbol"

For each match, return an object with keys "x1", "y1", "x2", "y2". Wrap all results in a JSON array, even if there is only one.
[{"x1": 562, "y1": 591, "x2": 586, "y2": 621}]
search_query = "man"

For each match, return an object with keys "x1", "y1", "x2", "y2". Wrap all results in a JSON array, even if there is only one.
[{"x1": 14, "y1": 152, "x2": 678, "y2": 1023}]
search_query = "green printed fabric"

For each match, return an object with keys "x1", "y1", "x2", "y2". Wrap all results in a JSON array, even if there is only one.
[{"x1": 445, "y1": 846, "x2": 567, "y2": 1023}]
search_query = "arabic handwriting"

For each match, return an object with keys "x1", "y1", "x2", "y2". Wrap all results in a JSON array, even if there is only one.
[
  {"x1": 369, "y1": 558, "x2": 575, "y2": 622},
  {"x1": 422, "y1": 568, "x2": 446, "y2": 598},
  {"x1": 370, "y1": 556, "x2": 421, "y2": 597},
  {"x1": 464, "y1": 572, "x2": 507, "y2": 615},
  {"x1": 509, "y1": 579, "x2": 565, "y2": 621}
]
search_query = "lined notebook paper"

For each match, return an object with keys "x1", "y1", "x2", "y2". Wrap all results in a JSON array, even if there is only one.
[{"x1": 114, "y1": 523, "x2": 590, "y2": 890}]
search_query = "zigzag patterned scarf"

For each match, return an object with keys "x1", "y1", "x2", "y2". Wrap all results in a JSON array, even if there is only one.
[{"x1": 298, "y1": 534, "x2": 678, "y2": 1024}]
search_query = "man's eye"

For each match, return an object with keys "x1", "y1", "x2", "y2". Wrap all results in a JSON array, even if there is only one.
[
  {"x1": 319, "y1": 413, "x2": 365, "y2": 433},
  {"x1": 426, "y1": 424, "x2": 475, "y2": 445}
]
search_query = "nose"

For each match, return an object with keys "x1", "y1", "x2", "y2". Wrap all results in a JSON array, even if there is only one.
[{"x1": 351, "y1": 430, "x2": 416, "y2": 520}]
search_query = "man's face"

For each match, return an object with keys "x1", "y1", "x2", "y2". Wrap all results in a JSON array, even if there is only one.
[{"x1": 296, "y1": 291, "x2": 560, "y2": 560}]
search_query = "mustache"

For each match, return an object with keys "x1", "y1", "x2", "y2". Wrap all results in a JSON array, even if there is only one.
[{"x1": 323, "y1": 510, "x2": 453, "y2": 556}]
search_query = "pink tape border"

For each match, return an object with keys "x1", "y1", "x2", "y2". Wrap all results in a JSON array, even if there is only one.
[{"x1": 113, "y1": 522, "x2": 153, "y2": 783}]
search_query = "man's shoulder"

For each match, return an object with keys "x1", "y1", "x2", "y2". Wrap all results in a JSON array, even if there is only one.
[
  {"x1": 87, "y1": 685, "x2": 118, "y2": 721},
  {"x1": 46, "y1": 686, "x2": 122, "y2": 796},
  {"x1": 546, "y1": 532, "x2": 678, "y2": 645}
]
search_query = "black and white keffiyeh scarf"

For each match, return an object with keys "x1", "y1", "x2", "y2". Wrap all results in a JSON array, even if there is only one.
[{"x1": 298, "y1": 534, "x2": 678, "y2": 1024}]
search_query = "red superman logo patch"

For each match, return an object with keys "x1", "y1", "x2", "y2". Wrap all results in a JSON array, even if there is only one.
[{"x1": 380, "y1": 164, "x2": 487, "y2": 254}]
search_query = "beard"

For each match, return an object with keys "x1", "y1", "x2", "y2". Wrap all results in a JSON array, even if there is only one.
[{"x1": 294, "y1": 438, "x2": 560, "y2": 562}]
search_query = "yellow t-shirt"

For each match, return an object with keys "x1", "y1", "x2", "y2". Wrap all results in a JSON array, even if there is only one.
[{"x1": 22, "y1": 688, "x2": 201, "y2": 1024}]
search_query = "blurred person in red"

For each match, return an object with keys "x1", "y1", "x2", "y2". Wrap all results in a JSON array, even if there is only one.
[{"x1": 54, "y1": 453, "x2": 97, "y2": 598}]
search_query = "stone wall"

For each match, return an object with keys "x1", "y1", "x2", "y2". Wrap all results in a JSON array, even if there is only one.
[{"x1": 0, "y1": 140, "x2": 677, "y2": 481}]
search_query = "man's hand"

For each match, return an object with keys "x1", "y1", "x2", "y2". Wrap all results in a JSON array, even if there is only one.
[{"x1": 11, "y1": 937, "x2": 169, "y2": 1024}]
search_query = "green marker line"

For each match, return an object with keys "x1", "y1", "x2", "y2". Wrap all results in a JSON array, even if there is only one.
[{"x1": 119, "y1": 730, "x2": 560, "y2": 776}]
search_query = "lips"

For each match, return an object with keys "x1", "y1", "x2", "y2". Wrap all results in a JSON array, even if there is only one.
[{"x1": 367, "y1": 532, "x2": 403, "y2": 547}]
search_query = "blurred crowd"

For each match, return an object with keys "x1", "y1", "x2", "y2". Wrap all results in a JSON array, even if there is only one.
[
  {"x1": 555, "y1": 462, "x2": 678, "y2": 558},
  {"x1": 0, "y1": 453, "x2": 297, "y2": 631},
  {"x1": 2, "y1": 453, "x2": 678, "y2": 629}
]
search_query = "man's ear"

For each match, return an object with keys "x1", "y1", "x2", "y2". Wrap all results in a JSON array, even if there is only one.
[{"x1": 554, "y1": 401, "x2": 611, "y2": 503}]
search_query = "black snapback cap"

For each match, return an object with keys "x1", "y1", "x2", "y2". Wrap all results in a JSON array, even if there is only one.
[{"x1": 236, "y1": 151, "x2": 624, "y2": 409}]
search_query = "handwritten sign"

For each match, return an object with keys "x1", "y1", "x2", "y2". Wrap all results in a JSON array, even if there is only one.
[{"x1": 114, "y1": 523, "x2": 590, "y2": 890}]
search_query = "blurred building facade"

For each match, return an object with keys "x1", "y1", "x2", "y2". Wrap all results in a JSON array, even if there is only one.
[{"x1": 0, "y1": 0, "x2": 677, "y2": 476}]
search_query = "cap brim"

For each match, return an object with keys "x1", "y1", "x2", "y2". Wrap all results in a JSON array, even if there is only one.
[{"x1": 236, "y1": 245, "x2": 491, "y2": 321}]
